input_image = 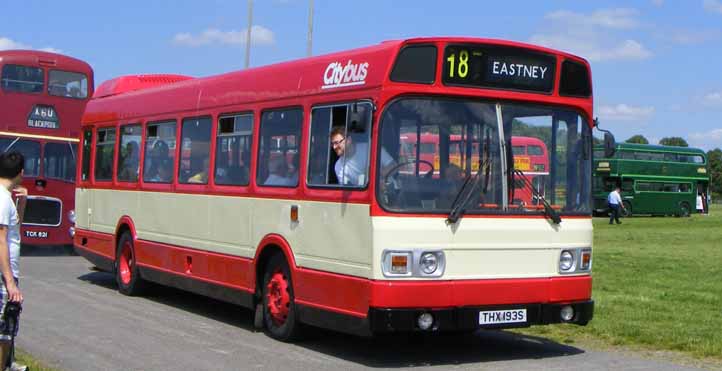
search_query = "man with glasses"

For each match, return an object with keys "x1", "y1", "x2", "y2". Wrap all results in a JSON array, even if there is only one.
[{"x1": 330, "y1": 127, "x2": 393, "y2": 186}]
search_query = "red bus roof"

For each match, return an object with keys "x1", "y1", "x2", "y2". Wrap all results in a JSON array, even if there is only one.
[
  {"x1": 83, "y1": 37, "x2": 592, "y2": 125},
  {"x1": 0, "y1": 49, "x2": 93, "y2": 74}
]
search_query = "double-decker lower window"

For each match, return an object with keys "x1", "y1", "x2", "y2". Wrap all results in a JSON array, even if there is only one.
[
  {"x1": 0, "y1": 138, "x2": 41, "y2": 176},
  {"x1": 215, "y1": 113, "x2": 253, "y2": 186},
  {"x1": 257, "y1": 109, "x2": 302, "y2": 187},
  {"x1": 44, "y1": 142, "x2": 77, "y2": 182},
  {"x1": 118, "y1": 125, "x2": 142, "y2": 182},
  {"x1": 95, "y1": 128, "x2": 116, "y2": 181},
  {"x1": 144, "y1": 121, "x2": 176, "y2": 183},
  {"x1": 179, "y1": 117, "x2": 212, "y2": 184}
]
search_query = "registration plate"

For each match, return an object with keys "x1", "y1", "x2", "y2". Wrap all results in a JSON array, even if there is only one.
[
  {"x1": 479, "y1": 309, "x2": 527, "y2": 325},
  {"x1": 25, "y1": 231, "x2": 48, "y2": 238}
]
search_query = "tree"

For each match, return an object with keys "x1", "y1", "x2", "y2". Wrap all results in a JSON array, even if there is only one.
[
  {"x1": 708, "y1": 148, "x2": 722, "y2": 199},
  {"x1": 625, "y1": 135, "x2": 649, "y2": 144},
  {"x1": 658, "y1": 137, "x2": 689, "y2": 147}
]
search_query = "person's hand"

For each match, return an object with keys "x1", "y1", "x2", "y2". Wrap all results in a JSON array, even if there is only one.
[
  {"x1": 5, "y1": 280, "x2": 23, "y2": 304},
  {"x1": 12, "y1": 186, "x2": 28, "y2": 198}
]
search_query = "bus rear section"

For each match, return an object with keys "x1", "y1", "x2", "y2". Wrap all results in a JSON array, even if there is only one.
[{"x1": 0, "y1": 50, "x2": 93, "y2": 247}]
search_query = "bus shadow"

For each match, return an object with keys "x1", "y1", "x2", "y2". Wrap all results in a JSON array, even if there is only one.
[
  {"x1": 297, "y1": 328, "x2": 584, "y2": 367},
  {"x1": 77, "y1": 270, "x2": 583, "y2": 367}
]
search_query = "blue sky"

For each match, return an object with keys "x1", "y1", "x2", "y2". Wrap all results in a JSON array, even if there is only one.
[{"x1": 2, "y1": 0, "x2": 721, "y2": 150}]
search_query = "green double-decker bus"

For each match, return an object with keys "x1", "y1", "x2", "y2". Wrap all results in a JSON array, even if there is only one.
[{"x1": 593, "y1": 143, "x2": 710, "y2": 217}]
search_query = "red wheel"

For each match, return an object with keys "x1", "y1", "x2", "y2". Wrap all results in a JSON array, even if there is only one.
[
  {"x1": 115, "y1": 232, "x2": 146, "y2": 296},
  {"x1": 262, "y1": 254, "x2": 302, "y2": 341}
]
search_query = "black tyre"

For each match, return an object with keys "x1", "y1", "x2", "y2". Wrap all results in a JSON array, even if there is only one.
[
  {"x1": 115, "y1": 232, "x2": 146, "y2": 296},
  {"x1": 622, "y1": 201, "x2": 632, "y2": 217},
  {"x1": 262, "y1": 254, "x2": 302, "y2": 342},
  {"x1": 678, "y1": 202, "x2": 691, "y2": 217}
]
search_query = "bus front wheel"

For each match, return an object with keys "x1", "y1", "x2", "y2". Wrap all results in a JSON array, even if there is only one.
[
  {"x1": 678, "y1": 202, "x2": 691, "y2": 217},
  {"x1": 262, "y1": 254, "x2": 302, "y2": 342},
  {"x1": 115, "y1": 231, "x2": 146, "y2": 296},
  {"x1": 622, "y1": 201, "x2": 632, "y2": 217}
]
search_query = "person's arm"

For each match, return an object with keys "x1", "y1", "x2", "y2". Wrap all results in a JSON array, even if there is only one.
[
  {"x1": 13, "y1": 186, "x2": 28, "y2": 224},
  {"x1": 0, "y1": 227, "x2": 22, "y2": 303}
]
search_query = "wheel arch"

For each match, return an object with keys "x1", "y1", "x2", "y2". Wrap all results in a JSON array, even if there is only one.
[
  {"x1": 114, "y1": 215, "x2": 138, "y2": 251},
  {"x1": 253, "y1": 234, "x2": 298, "y2": 297}
]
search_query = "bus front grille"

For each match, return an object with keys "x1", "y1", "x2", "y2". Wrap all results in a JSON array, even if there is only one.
[{"x1": 23, "y1": 198, "x2": 62, "y2": 226}]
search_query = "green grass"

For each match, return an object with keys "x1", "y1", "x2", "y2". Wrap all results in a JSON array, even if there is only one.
[
  {"x1": 518, "y1": 205, "x2": 722, "y2": 360},
  {"x1": 15, "y1": 348, "x2": 60, "y2": 371}
]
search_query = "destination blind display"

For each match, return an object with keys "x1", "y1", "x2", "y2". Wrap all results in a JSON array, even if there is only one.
[
  {"x1": 443, "y1": 45, "x2": 556, "y2": 93},
  {"x1": 27, "y1": 105, "x2": 60, "y2": 129}
]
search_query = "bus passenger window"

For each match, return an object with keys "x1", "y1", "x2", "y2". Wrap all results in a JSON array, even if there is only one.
[
  {"x1": 308, "y1": 102, "x2": 374, "y2": 187},
  {"x1": 215, "y1": 113, "x2": 253, "y2": 186},
  {"x1": 0, "y1": 138, "x2": 41, "y2": 177},
  {"x1": 48, "y1": 70, "x2": 89, "y2": 99},
  {"x1": 179, "y1": 117, "x2": 212, "y2": 184},
  {"x1": 257, "y1": 109, "x2": 302, "y2": 187},
  {"x1": 117, "y1": 125, "x2": 142, "y2": 182},
  {"x1": 143, "y1": 121, "x2": 177, "y2": 183},
  {"x1": 94, "y1": 127, "x2": 116, "y2": 181},
  {"x1": 1, "y1": 64, "x2": 44, "y2": 93},
  {"x1": 81, "y1": 129, "x2": 92, "y2": 181}
]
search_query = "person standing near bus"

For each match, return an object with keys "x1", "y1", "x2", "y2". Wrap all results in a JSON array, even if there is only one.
[
  {"x1": 607, "y1": 185, "x2": 625, "y2": 225},
  {"x1": 0, "y1": 151, "x2": 28, "y2": 371}
]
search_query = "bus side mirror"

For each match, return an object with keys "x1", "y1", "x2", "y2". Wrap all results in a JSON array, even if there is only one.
[{"x1": 604, "y1": 132, "x2": 616, "y2": 158}]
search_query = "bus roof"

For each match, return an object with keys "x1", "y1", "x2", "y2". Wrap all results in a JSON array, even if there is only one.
[
  {"x1": 84, "y1": 37, "x2": 592, "y2": 125},
  {"x1": 596, "y1": 142, "x2": 707, "y2": 156},
  {"x1": 0, "y1": 49, "x2": 93, "y2": 74}
]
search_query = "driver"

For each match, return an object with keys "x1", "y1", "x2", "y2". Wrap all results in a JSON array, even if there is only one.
[{"x1": 330, "y1": 127, "x2": 393, "y2": 186}]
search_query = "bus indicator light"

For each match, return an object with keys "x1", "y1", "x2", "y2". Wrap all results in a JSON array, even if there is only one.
[
  {"x1": 391, "y1": 255, "x2": 409, "y2": 274},
  {"x1": 581, "y1": 250, "x2": 592, "y2": 271}
]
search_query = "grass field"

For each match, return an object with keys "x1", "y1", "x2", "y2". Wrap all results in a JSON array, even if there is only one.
[{"x1": 519, "y1": 204, "x2": 722, "y2": 360}]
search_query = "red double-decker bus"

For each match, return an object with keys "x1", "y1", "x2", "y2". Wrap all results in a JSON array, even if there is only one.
[
  {"x1": 0, "y1": 50, "x2": 94, "y2": 247},
  {"x1": 75, "y1": 37, "x2": 594, "y2": 341}
]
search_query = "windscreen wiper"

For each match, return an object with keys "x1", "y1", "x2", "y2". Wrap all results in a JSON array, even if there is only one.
[
  {"x1": 446, "y1": 159, "x2": 490, "y2": 224},
  {"x1": 512, "y1": 168, "x2": 561, "y2": 224}
]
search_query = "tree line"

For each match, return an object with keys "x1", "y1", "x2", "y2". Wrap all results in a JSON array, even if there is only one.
[{"x1": 625, "y1": 135, "x2": 721, "y2": 200}]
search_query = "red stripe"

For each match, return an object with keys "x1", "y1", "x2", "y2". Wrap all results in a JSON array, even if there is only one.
[{"x1": 74, "y1": 228, "x2": 115, "y2": 259}]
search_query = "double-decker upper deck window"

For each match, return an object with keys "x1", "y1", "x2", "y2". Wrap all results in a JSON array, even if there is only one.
[
  {"x1": 216, "y1": 113, "x2": 253, "y2": 186},
  {"x1": 308, "y1": 102, "x2": 377, "y2": 187},
  {"x1": 0, "y1": 138, "x2": 41, "y2": 176},
  {"x1": 179, "y1": 117, "x2": 212, "y2": 184},
  {"x1": 117, "y1": 125, "x2": 142, "y2": 183},
  {"x1": 48, "y1": 70, "x2": 88, "y2": 98},
  {"x1": 81, "y1": 129, "x2": 92, "y2": 181},
  {"x1": 1, "y1": 64, "x2": 44, "y2": 93},
  {"x1": 258, "y1": 109, "x2": 302, "y2": 187},
  {"x1": 559, "y1": 60, "x2": 591, "y2": 97},
  {"x1": 143, "y1": 121, "x2": 177, "y2": 183},
  {"x1": 94, "y1": 127, "x2": 116, "y2": 181},
  {"x1": 44, "y1": 142, "x2": 77, "y2": 182}
]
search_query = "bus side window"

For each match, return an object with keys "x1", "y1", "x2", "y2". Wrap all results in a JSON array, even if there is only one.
[
  {"x1": 94, "y1": 127, "x2": 116, "y2": 182},
  {"x1": 215, "y1": 113, "x2": 253, "y2": 186},
  {"x1": 621, "y1": 179, "x2": 633, "y2": 193},
  {"x1": 179, "y1": 117, "x2": 212, "y2": 184},
  {"x1": 143, "y1": 121, "x2": 177, "y2": 183},
  {"x1": 117, "y1": 124, "x2": 142, "y2": 183},
  {"x1": 257, "y1": 108, "x2": 302, "y2": 188},
  {"x1": 81, "y1": 129, "x2": 92, "y2": 181}
]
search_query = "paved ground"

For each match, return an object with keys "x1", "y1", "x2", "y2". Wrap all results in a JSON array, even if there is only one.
[{"x1": 14, "y1": 254, "x2": 710, "y2": 371}]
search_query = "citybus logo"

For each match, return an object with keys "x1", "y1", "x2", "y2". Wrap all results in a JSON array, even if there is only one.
[{"x1": 322, "y1": 60, "x2": 369, "y2": 89}]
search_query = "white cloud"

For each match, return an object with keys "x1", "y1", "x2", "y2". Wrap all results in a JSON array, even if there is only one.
[
  {"x1": 173, "y1": 26, "x2": 275, "y2": 47},
  {"x1": 597, "y1": 104, "x2": 655, "y2": 121},
  {"x1": 703, "y1": 91, "x2": 722, "y2": 106},
  {"x1": 652, "y1": 0, "x2": 664, "y2": 6},
  {"x1": 545, "y1": 8, "x2": 640, "y2": 29},
  {"x1": 704, "y1": 0, "x2": 722, "y2": 14},
  {"x1": 530, "y1": 8, "x2": 652, "y2": 62},
  {"x1": 0, "y1": 36, "x2": 62, "y2": 53},
  {"x1": 665, "y1": 29, "x2": 721, "y2": 45},
  {"x1": 529, "y1": 35, "x2": 652, "y2": 61},
  {"x1": 688, "y1": 128, "x2": 722, "y2": 150}
]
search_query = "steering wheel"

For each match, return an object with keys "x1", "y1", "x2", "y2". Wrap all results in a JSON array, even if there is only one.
[{"x1": 383, "y1": 159, "x2": 435, "y2": 184}]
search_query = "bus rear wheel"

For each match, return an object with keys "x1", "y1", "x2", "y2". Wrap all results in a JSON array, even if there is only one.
[
  {"x1": 115, "y1": 231, "x2": 146, "y2": 296},
  {"x1": 262, "y1": 254, "x2": 302, "y2": 342},
  {"x1": 678, "y1": 202, "x2": 691, "y2": 217}
]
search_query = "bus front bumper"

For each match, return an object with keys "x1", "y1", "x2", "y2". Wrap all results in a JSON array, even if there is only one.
[{"x1": 368, "y1": 300, "x2": 594, "y2": 333}]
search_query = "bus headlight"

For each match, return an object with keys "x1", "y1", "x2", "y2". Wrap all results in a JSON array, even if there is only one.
[
  {"x1": 420, "y1": 253, "x2": 438, "y2": 274},
  {"x1": 68, "y1": 210, "x2": 76, "y2": 224},
  {"x1": 559, "y1": 250, "x2": 574, "y2": 272},
  {"x1": 68, "y1": 226, "x2": 75, "y2": 238}
]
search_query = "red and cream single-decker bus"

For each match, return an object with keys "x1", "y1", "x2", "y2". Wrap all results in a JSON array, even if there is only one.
[{"x1": 75, "y1": 37, "x2": 594, "y2": 341}]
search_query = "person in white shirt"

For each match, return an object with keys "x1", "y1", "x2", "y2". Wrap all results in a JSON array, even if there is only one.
[
  {"x1": 0, "y1": 151, "x2": 28, "y2": 371},
  {"x1": 607, "y1": 186, "x2": 626, "y2": 225},
  {"x1": 696, "y1": 193, "x2": 704, "y2": 214},
  {"x1": 330, "y1": 127, "x2": 392, "y2": 186}
]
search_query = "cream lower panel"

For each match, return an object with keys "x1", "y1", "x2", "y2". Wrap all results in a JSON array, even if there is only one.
[
  {"x1": 83, "y1": 189, "x2": 372, "y2": 278},
  {"x1": 75, "y1": 188, "x2": 90, "y2": 229},
  {"x1": 371, "y1": 216, "x2": 593, "y2": 280}
]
